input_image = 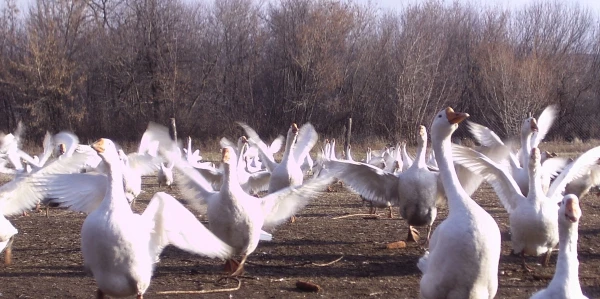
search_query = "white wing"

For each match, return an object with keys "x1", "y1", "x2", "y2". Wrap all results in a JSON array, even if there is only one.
[
  {"x1": 467, "y1": 121, "x2": 505, "y2": 147},
  {"x1": 325, "y1": 159, "x2": 400, "y2": 204},
  {"x1": 547, "y1": 146, "x2": 600, "y2": 201},
  {"x1": 38, "y1": 173, "x2": 107, "y2": 214},
  {"x1": 1, "y1": 150, "x2": 97, "y2": 216},
  {"x1": 142, "y1": 192, "x2": 232, "y2": 259},
  {"x1": 452, "y1": 145, "x2": 524, "y2": 213},
  {"x1": 127, "y1": 152, "x2": 161, "y2": 176},
  {"x1": 260, "y1": 175, "x2": 334, "y2": 230},
  {"x1": 293, "y1": 123, "x2": 318, "y2": 164},
  {"x1": 269, "y1": 135, "x2": 285, "y2": 154},
  {"x1": 531, "y1": 105, "x2": 557, "y2": 149},
  {"x1": 173, "y1": 160, "x2": 219, "y2": 210}
]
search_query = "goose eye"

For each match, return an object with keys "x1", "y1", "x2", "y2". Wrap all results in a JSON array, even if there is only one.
[{"x1": 438, "y1": 115, "x2": 442, "y2": 118}]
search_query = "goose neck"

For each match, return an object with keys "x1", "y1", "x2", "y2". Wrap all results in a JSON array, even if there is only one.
[
  {"x1": 552, "y1": 223, "x2": 580, "y2": 289},
  {"x1": 103, "y1": 160, "x2": 129, "y2": 210},
  {"x1": 433, "y1": 133, "x2": 469, "y2": 210},
  {"x1": 413, "y1": 139, "x2": 428, "y2": 168}
]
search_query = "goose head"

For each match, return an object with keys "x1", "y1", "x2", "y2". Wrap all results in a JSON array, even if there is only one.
[
  {"x1": 522, "y1": 117, "x2": 538, "y2": 136},
  {"x1": 59, "y1": 143, "x2": 67, "y2": 155},
  {"x1": 92, "y1": 138, "x2": 120, "y2": 164},
  {"x1": 222, "y1": 146, "x2": 237, "y2": 166},
  {"x1": 431, "y1": 107, "x2": 469, "y2": 138},
  {"x1": 559, "y1": 194, "x2": 581, "y2": 224},
  {"x1": 417, "y1": 125, "x2": 427, "y2": 145}
]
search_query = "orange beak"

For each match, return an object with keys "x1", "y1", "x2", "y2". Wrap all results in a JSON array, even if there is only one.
[
  {"x1": 445, "y1": 107, "x2": 469, "y2": 124},
  {"x1": 292, "y1": 123, "x2": 299, "y2": 134},
  {"x1": 530, "y1": 118, "x2": 538, "y2": 132},
  {"x1": 92, "y1": 139, "x2": 106, "y2": 154},
  {"x1": 419, "y1": 125, "x2": 426, "y2": 136},
  {"x1": 565, "y1": 197, "x2": 581, "y2": 223},
  {"x1": 222, "y1": 147, "x2": 231, "y2": 163}
]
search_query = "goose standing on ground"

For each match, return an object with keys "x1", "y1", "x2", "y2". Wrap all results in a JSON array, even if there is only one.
[
  {"x1": 239, "y1": 122, "x2": 318, "y2": 194},
  {"x1": 530, "y1": 194, "x2": 588, "y2": 299},
  {"x1": 453, "y1": 147, "x2": 559, "y2": 271},
  {"x1": 396, "y1": 125, "x2": 443, "y2": 243},
  {"x1": 157, "y1": 161, "x2": 174, "y2": 188},
  {"x1": 418, "y1": 108, "x2": 501, "y2": 299},
  {"x1": 173, "y1": 146, "x2": 333, "y2": 276},
  {"x1": 38, "y1": 138, "x2": 232, "y2": 298},
  {"x1": 325, "y1": 125, "x2": 443, "y2": 244}
]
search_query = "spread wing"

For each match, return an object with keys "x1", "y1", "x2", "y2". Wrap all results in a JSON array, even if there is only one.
[
  {"x1": 531, "y1": 105, "x2": 557, "y2": 149},
  {"x1": 143, "y1": 192, "x2": 232, "y2": 260},
  {"x1": 38, "y1": 173, "x2": 108, "y2": 214},
  {"x1": 325, "y1": 159, "x2": 401, "y2": 205},
  {"x1": 453, "y1": 145, "x2": 524, "y2": 213},
  {"x1": 547, "y1": 145, "x2": 600, "y2": 201},
  {"x1": 293, "y1": 123, "x2": 318, "y2": 164},
  {"x1": 173, "y1": 160, "x2": 219, "y2": 210},
  {"x1": 260, "y1": 175, "x2": 334, "y2": 230},
  {"x1": 3, "y1": 150, "x2": 98, "y2": 215}
]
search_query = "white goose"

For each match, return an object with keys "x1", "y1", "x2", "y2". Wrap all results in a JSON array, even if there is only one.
[
  {"x1": 453, "y1": 146, "x2": 559, "y2": 271},
  {"x1": 157, "y1": 161, "x2": 174, "y2": 188},
  {"x1": 174, "y1": 146, "x2": 333, "y2": 276},
  {"x1": 418, "y1": 107, "x2": 500, "y2": 299},
  {"x1": 325, "y1": 125, "x2": 444, "y2": 244},
  {"x1": 530, "y1": 194, "x2": 588, "y2": 299},
  {"x1": 468, "y1": 117, "x2": 537, "y2": 195},
  {"x1": 239, "y1": 122, "x2": 318, "y2": 193},
  {"x1": 38, "y1": 138, "x2": 232, "y2": 298},
  {"x1": 400, "y1": 140, "x2": 413, "y2": 172}
]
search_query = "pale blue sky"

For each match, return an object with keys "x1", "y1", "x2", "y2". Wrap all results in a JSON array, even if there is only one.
[
  {"x1": 5, "y1": 0, "x2": 600, "y2": 16},
  {"x1": 361, "y1": 0, "x2": 600, "y2": 15}
]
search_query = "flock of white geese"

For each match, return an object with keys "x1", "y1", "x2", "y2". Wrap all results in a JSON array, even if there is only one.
[{"x1": 0, "y1": 106, "x2": 597, "y2": 298}]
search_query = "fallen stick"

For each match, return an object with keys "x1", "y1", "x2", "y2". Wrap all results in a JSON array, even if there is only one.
[
  {"x1": 312, "y1": 255, "x2": 344, "y2": 266},
  {"x1": 247, "y1": 255, "x2": 344, "y2": 268},
  {"x1": 155, "y1": 276, "x2": 241, "y2": 295},
  {"x1": 332, "y1": 213, "x2": 380, "y2": 220}
]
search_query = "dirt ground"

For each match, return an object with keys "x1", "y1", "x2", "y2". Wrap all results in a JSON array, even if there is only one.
[{"x1": 1, "y1": 174, "x2": 600, "y2": 299}]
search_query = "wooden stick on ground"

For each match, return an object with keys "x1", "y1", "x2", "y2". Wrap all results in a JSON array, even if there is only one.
[
  {"x1": 155, "y1": 276, "x2": 241, "y2": 295},
  {"x1": 332, "y1": 213, "x2": 380, "y2": 220}
]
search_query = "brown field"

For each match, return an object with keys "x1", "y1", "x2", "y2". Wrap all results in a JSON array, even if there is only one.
[{"x1": 1, "y1": 142, "x2": 600, "y2": 298}]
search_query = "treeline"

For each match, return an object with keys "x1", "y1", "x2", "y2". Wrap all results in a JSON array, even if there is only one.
[{"x1": 0, "y1": 0, "x2": 599, "y2": 145}]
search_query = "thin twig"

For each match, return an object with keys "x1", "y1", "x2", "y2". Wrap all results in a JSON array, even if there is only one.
[
  {"x1": 155, "y1": 276, "x2": 241, "y2": 295},
  {"x1": 332, "y1": 213, "x2": 380, "y2": 219},
  {"x1": 246, "y1": 255, "x2": 344, "y2": 268},
  {"x1": 311, "y1": 255, "x2": 344, "y2": 266}
]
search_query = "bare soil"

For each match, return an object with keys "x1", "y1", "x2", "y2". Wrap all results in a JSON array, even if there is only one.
[{"x1": 1, "y1": 176, "x2": 600, "y2": 299}]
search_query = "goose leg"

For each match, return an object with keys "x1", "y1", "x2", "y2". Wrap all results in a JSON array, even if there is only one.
[
  {"x1": 542, "y1": 249, "x2": 553, "y2": 267},
  {"x1": 424, "y1": 225, "x2": 432, "y2": 248},
  {"x1": 4, "y1": 236, "x2": 14, "y2": 265},
  {"x1": 136, "y1": 294, "x2": 143, "y2": 299},
  {"x1": 231, "y1": 255, "x2": 248, "y2": 276},
  {"x1": 406, "y1": 226, "x2": 420, "y2": 243},
  {"x1": 387, "y1": 206, "x2": 393, "y2": 218},
  {"x1": 224, "y1": 258, "x2": 240, "y2": 274},
  {"x1": 96, "y1": 289, "x2": 105, "y2": 299},
  {"x1": 520, "y1": 251, "x2": 533, "y2": 272}
]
